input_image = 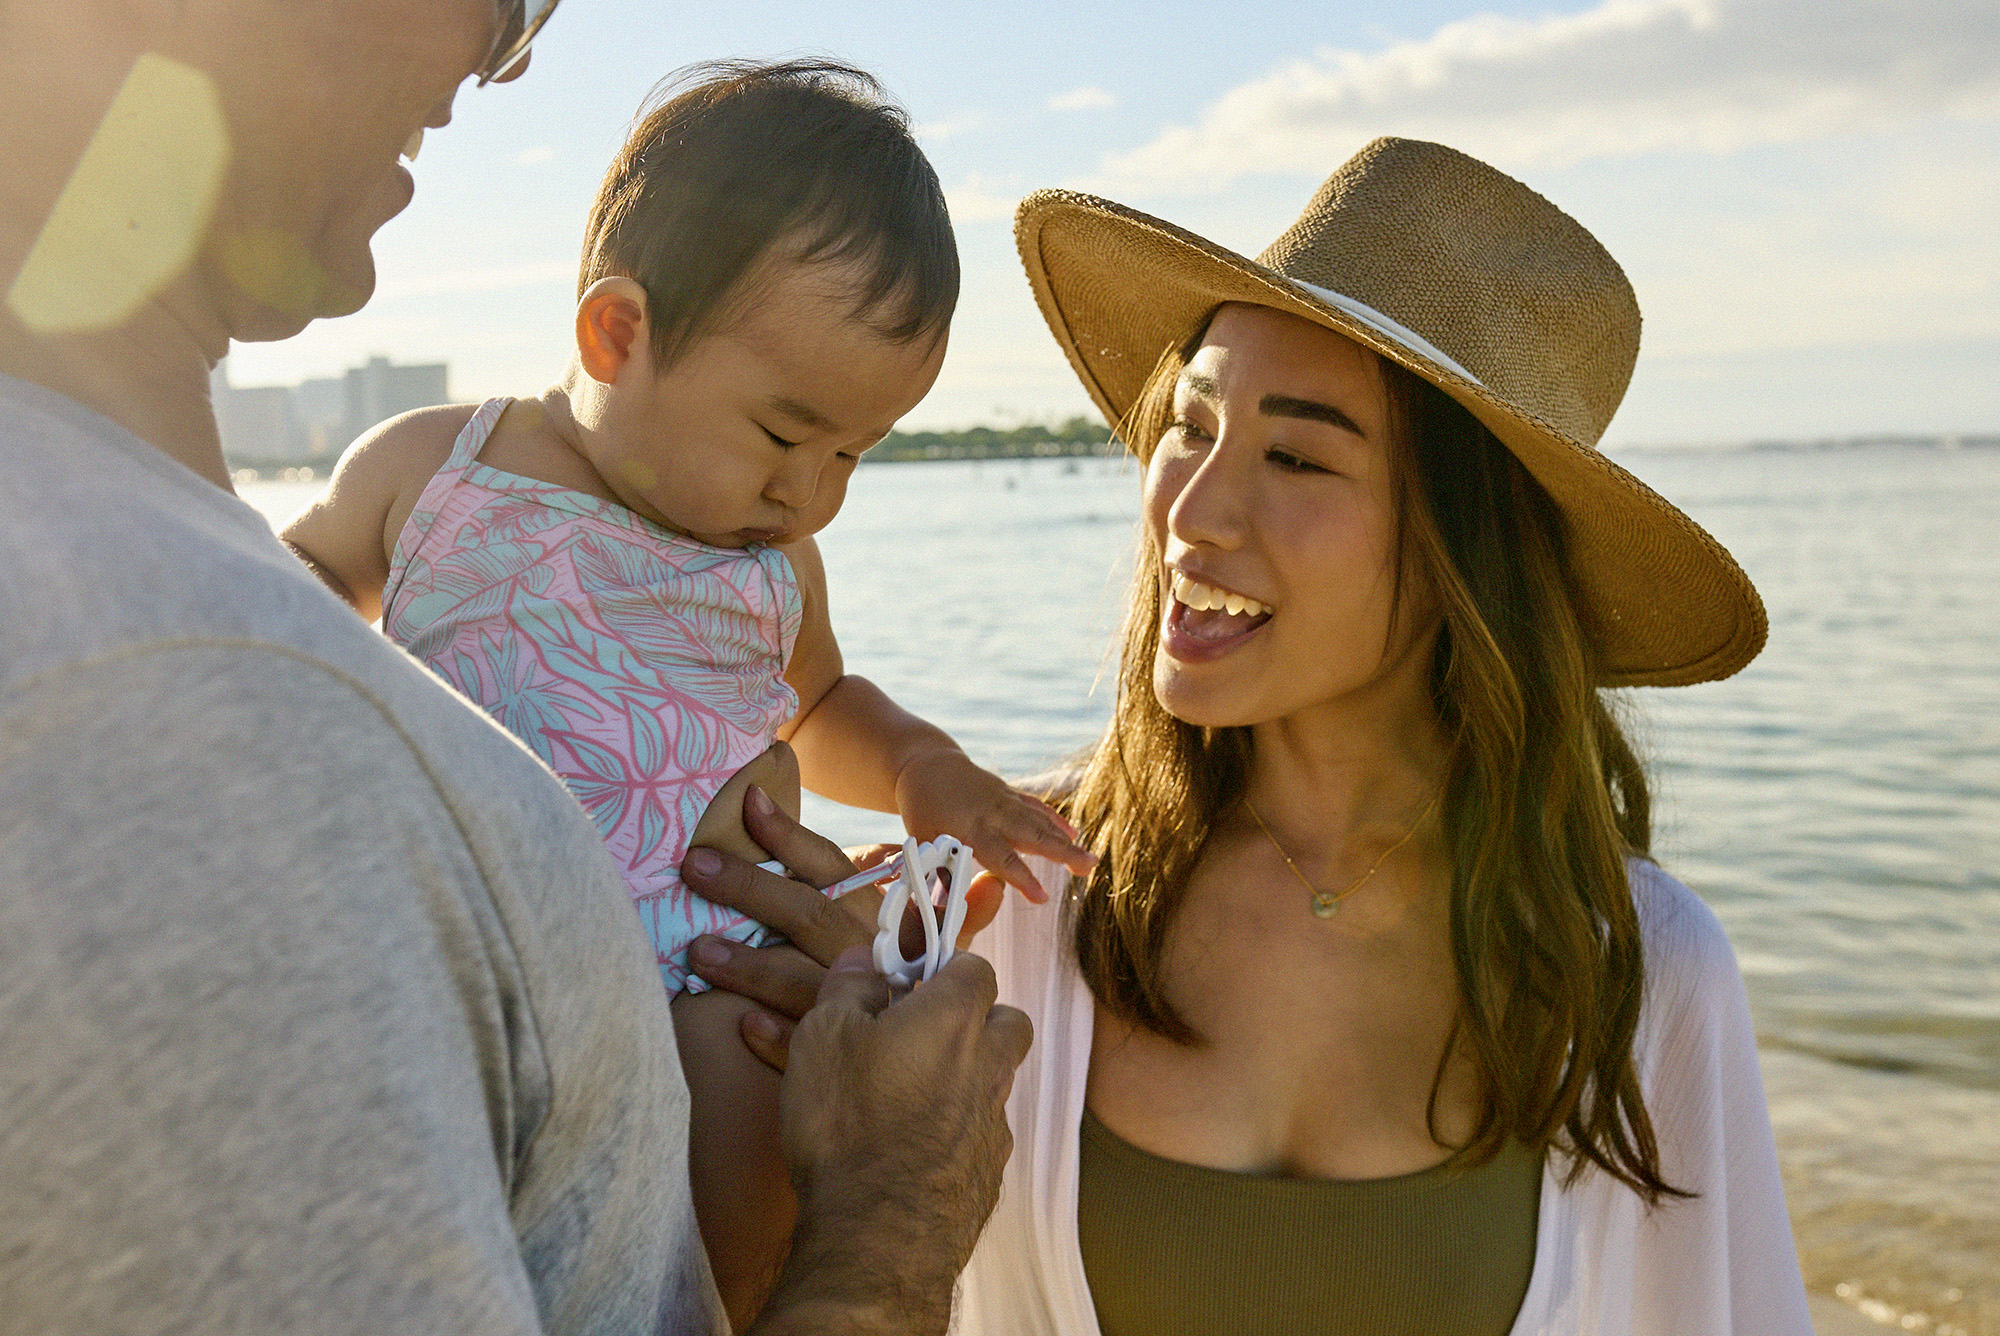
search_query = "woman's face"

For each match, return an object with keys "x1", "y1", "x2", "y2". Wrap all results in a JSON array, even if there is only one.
[{"x1": 1143, "y1": 302, "x2": 1436, "y2": 731}]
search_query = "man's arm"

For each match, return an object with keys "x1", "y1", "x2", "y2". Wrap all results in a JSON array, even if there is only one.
[
  {"x1": 0, "y1": 651, "x2": 550, "y2": 1335},
  {"x1": 751, "y1": 951, "x2": 1028, "y2": 1336}
]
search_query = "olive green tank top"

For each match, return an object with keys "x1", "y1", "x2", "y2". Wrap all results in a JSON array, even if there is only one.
[{"x1": 1077, "y1": 1107, "x2": 1541, "y2": 1336}]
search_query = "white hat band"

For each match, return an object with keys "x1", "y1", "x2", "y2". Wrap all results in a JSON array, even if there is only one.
[{"x1": 1290, "y1": 279, "x2": 1483, "y2": 387}]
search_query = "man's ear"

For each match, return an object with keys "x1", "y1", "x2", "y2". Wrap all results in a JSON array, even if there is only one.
[{"x1": 575, "y1": 276, "x2": 651, "y2": 385}]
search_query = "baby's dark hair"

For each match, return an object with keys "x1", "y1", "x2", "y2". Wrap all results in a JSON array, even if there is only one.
[{"x1": 579, "y1": 58, "x2": 959, "y2": 370}]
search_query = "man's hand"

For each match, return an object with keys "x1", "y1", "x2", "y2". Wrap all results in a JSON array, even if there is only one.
[
  {"x1": 683, "y1": 788, "x2": 1004, "y2": 1071},
  {"x1": 748, "y1": 947, "x2": 1030, "y2": 1336}
]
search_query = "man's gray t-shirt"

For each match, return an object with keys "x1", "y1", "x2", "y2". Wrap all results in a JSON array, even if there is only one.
[{"x1": 0, "y1": 377, "x2": 725, "y2": 1335}]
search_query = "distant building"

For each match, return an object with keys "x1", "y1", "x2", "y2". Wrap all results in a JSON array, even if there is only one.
[
  {"x1": 213, "y1": 354, "x2": 449, "y2": 468},
  {"x1": 342, "y1": 356, "x2": 449, "y2": 449},
  {"x1": 292, "y1": 376, "x2": 347, "y2": 459},
  {"x1": 212, "y1": 361, "x2": 304, "y2": 465}
]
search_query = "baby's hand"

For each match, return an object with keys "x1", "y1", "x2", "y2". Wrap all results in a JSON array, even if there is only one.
[{"x1": 894, "y1": 750, "x2": 1095, "y2": 904}]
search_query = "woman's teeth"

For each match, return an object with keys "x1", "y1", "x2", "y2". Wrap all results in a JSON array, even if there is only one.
[
  {"x1": 1171, "y1": 572, "x2": 1272, "y2": 618},
  {"x1": 402, "y1": 128, "x2": 425, "y2": 163}
]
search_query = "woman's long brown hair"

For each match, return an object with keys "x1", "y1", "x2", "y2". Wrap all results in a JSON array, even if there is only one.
[{"x1": 1066, "y1": 327, "x2": 1686, "y2": 1203}]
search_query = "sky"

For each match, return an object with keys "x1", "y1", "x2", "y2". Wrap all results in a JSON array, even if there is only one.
[{"x1": 223, "y1": 0, "x2": 2000, "y2": 447}]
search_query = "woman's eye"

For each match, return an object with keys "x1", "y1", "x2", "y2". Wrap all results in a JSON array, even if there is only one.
[
  {"x1": 1168, "y1": 417, "x2": 1212, "y2": 442},
  {"x1": 762, "y1": 425, "x2": 801, "y2": 449},
  {"x1": 1267, "y1": 448, "x2": 1330, "y2": 474}
]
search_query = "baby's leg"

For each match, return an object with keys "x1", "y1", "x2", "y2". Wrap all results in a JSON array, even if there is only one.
[
  {"x1": 672, "y1": 986, "x2": 795, "y2": 1331},
  {"x1": 675, "y1": 740, "x2": 804, "y2": 1327},
  {"x1": 688, "y1": 740, "x2": 802, "y2": 866}
]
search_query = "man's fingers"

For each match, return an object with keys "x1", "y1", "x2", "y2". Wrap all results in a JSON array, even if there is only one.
[
  {"x1": 689, "y1": 936, "x2": 825, "y2": 1021},
  {"x1": 901, "y1": 946, "x2": 1001, "y2": 1018},
  {"x1": 984, "y1": 1002, "x2": 1035, "y2": 1084},
  {"x1": 844, "y1": 842, "x2": 900, "y2": 872},
  {"x1": 743, "y1": 784, "x2": 859, "y2": 887},
  {"x1": 813, "y1": 943, "x2": 894, "y2": 1017},
  {"x1": 738, "y1": 1008, "x2": 795, "y2": 1074},
  {"x1": 682, "y1": 848, "x2": 872, "y2": 966}
]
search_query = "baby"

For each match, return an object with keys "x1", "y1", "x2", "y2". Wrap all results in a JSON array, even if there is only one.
[{"x1": 282, "y1": 60, "x2": 1090, "y2": 1325}]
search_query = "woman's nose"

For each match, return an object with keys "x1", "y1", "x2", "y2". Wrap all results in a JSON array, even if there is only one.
[{"x1": 1164, "y1": 439, "x2": 1249, "y2": 551}]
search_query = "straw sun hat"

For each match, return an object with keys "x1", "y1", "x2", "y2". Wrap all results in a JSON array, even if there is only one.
[{"x1": 1015, "y1": 137, "x2": 1765, "y2": 687}]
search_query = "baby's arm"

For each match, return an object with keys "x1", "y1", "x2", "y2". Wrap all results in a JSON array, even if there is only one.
[
  {"x1": 280, "y1": 405, "x2": 476, "y2": 620},
  {"x1": 777, "y1": 539, "x2": 1093, "y2": 901}
]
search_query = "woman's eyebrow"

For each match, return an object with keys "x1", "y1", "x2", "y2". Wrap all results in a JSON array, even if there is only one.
[
  {"x1": 1177, "y1": 371, "x2": 1220, "y2": 402},
  {"x1": 1259, "y1": 393, "x2": 1364, "y2": 437}
]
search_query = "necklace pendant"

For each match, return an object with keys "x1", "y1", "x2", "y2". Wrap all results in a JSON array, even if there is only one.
[{"x1": 1311, "y1": 891, "x2": 1341, "y2": 919}]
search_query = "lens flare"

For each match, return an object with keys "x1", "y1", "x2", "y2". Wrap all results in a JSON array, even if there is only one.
[
  {"x1": 212, "y1": 224, "x2": 360, "y2": 319},
  {"x1": 7, "y1": 53, "x2": 230, "y2": 334}
]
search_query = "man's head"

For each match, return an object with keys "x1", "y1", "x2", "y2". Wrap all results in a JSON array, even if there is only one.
[{"x1": 3, "y1": 1, "x2": 546, "y2": 349}]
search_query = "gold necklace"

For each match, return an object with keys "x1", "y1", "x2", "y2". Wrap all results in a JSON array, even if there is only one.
[{"x1": 1244, "y1": 791, "x2": 1441, "y2": 919}]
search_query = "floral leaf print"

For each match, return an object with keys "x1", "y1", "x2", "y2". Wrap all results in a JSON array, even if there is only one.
[
  {"x1": 459, "y1": 498, "x2": 569, "y2": 547},
  {"x1": 629, "y1": 701, "x2": 668, "y2": 776},
  {"x1": 386, "y1": 431, "x2": 804, "y2": 984},
  {"x1": 513, "y1": 596, "x2": 648, "y2": 688},
  {"x1": 544, "y1": 726, "x2": 635, "y2": 837},
  {"x1": 397, "y1": 539, "x2": 550, "y2": 631},
  {"x1": 571, "y1": 529, "x2": 674, "y2": 593},
  {"x1": 483, "y1": 628, "x2": 591, "y2": 746},
  {"x1": 638, "y1": 800, "x2": 668, "y2": 867}
]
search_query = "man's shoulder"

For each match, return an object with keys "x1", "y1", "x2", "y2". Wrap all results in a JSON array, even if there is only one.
[{"x1": 0, "y1": 382, "x2": 637, "y2": 990}]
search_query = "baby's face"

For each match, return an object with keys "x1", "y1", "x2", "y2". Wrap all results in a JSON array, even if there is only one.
[{"x1": 594, "y1": 257, "x2": 946, "y2": 548}]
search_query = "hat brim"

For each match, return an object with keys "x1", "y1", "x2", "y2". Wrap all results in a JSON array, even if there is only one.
[{"x1": 1015, "y1": 188, "x2": 1766, "y2": 688}]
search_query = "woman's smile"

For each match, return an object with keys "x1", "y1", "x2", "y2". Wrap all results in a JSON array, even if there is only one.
[{"x1": 1162, "y1": 569, "x2": 1273, "y2": 661}]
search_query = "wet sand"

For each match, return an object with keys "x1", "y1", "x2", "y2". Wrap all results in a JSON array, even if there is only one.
[{"x1": 1765, "y1": 1049, "x2": 2000, "y2": 1335}]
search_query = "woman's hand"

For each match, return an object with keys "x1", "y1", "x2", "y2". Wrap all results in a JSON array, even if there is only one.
[{"x1": 683, "y1": 786, "x2": 1004, "y2": 1071}]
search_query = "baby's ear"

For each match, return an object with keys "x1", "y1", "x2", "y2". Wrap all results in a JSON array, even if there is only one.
[{"x1": 574, "y1": 276, "x2": 651, "y2": 385}]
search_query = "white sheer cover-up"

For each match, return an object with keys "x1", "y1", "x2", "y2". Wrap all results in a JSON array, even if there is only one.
[{"x1": 952, "y1": 857, "x2": 1814, "y2": 1336}]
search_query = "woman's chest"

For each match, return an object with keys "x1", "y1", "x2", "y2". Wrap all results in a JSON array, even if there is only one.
[{"x1": 1085, "y1": 864, "x2": 1478, "y2": 1178}]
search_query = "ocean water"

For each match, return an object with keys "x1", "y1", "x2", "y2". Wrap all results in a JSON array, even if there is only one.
[{"x1": 244, "y1": 440, "x2": 2000, "y2": 1333}]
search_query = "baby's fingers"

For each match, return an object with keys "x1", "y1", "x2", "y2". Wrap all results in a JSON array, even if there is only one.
[
  {"x1": 967, "y1": 833, "x2": 1049, "y2": 905},
  {"x1": 1001, "y1": 804, "x2": 1098, "y2": 877},
  {"x1": 1014, "y1": 790, "x2": 1082, "y2": 842},
  {"x1": 957, "y1": 872, "x2": 1006, "y2": 947}
]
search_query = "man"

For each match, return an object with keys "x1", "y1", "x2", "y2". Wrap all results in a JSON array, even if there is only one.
[{"x1": 0, "y1": 4, "x2": 1028, "y2": 1333}]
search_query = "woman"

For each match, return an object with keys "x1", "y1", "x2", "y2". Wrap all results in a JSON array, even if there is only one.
[{"x1": 686, "y1": 138, "x2": 1814, "y2": 1334}]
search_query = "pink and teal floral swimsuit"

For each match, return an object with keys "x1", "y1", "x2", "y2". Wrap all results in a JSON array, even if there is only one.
[{"x1": 384, "y1": 398, "x2": 802, "y2": 992}]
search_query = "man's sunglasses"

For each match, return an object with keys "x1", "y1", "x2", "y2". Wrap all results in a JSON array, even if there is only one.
[{"x1": 477, "y1": 0, "x2": 561, "y2": 85}]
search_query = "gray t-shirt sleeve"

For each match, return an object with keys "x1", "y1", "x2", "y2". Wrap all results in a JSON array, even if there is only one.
[{"x1": 0, "y1": 647, "x2": 555, "y2": 1335}]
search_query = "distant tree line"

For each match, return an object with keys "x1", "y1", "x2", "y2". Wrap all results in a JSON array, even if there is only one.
[{"x1": 869, "y1": 415, "x2": 1122, "y2": 462}]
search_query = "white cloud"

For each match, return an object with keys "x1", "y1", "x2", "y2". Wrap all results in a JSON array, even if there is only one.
[
  {"x1": 916, "y1": 111, "x2": 988, "y2": 143},
  {"x1": 1099, "y1": 0, "x2": 2000, "y2": 189},
  {"x1": 944, "y1": 175, "x2": 1022, "y2": 224},
  {"x1": 514, "y1": 145, "x2": 557, "y2": 167},
  {"x1": 1048, "y1": 85, "x2": 1119, "y2": 113}
]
